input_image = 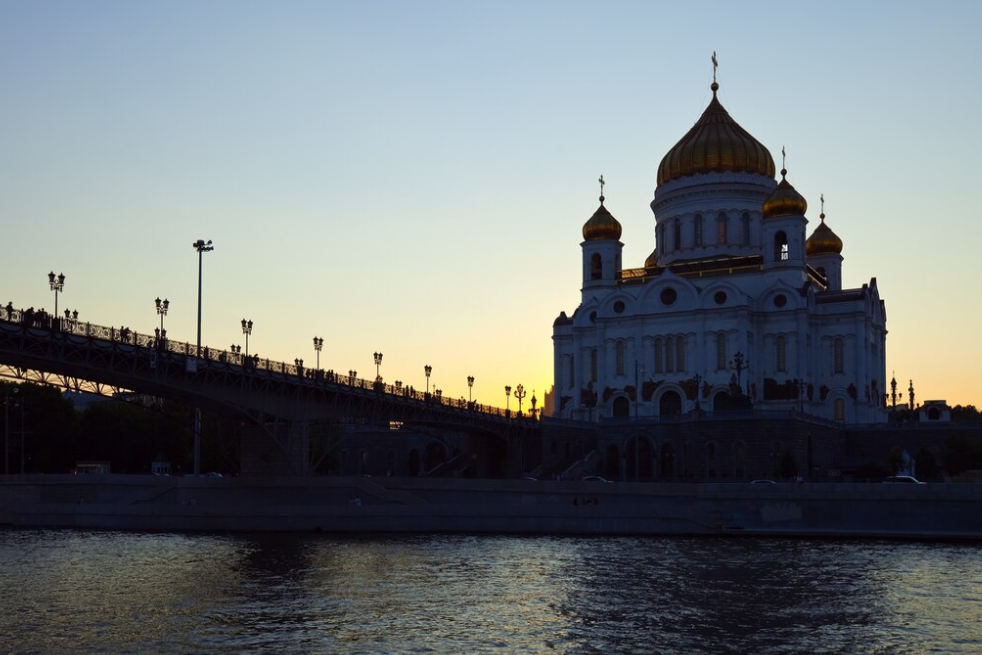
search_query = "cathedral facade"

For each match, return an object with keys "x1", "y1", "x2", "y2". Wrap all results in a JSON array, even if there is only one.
[{"x1": 552, "y1": 79, "x2": 887, "y2": 425}]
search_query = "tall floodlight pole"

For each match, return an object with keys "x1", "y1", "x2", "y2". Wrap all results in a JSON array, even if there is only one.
[
  {"x1": 192, "y1": 239, "x2": 213, "y2": 476},
  {"x1": 374, "y1": 352, "x2": 383, "y2": 381},
  {"x1": 467, "y1": 376, "x2": 474, "y2": 403},
  {"x1": 313, "y1": 337, "x2": 323, "y2": 369},
  {"x1": 48, "y1": 272, "x2": 65, "y2": 322},
  {"x1": 424, "y1": 364, "x2": 432, "y2": 394},
  {"x1": 3, "y1": 385, "x2": 9, "y2": 475},
  {"x1": 505, "y1": 385, "x2": 512, "y2": 415}
]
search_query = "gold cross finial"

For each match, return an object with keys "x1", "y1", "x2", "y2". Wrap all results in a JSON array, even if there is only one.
[
  {"x1": 782, "y1": 146, "x2": 786, "y2": 170},
  {"x1": 598, "y1": 174, "x2": 605, "y2": 203},
  {"x1": 821, "y1": 193, "x2": 825, "y2": 214},
  {"x1": 712, "y1": 51, "x2": 718, "y2": 83}
]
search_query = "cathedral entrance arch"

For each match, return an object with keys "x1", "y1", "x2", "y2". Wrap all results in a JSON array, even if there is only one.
[
  {"x1": 659, "y1": 390, "x2": 682, "y2": 417},
  {"x1": 713, "y1": 391, "x2": 729, "y2": 413},
  {"x1": 612, "y1": 396, "x2": 630, "y2": 418}
]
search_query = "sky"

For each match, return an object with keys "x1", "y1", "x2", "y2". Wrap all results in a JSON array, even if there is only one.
[{"x1": 1, "y1": 1, "x2": 981, "y2": 409}]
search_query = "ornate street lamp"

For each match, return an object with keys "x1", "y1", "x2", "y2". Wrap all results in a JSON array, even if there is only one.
[
  {"x1": 514, "y1": 384, "x2": 527, "y2": 415},
  {"x1": 424, "y1": 364, "x2": 432, "y2": 394},
  {"x1": 313, "y1": 337, "x2": 324, "y2": 369},
  {"x1": 192, "y1": 238, "x2": 213, "y2": 476},
  {"x1": 241, "y1": 319, "x2": 253, "y2": 357},
  {"x1": 531, "y1": 390, "x2": 538, "y2": 420},
  {"x1": 155, "y1": 297, "x2": 169, "y2": 336},
  {"x1": 505, "y1": 385, "x2": 512, "y2": 414},
  {"x1": 48, "y1": 272, "x2": 65, "y2": 321},
  {"x1": 467, "y1": 375, "x2": 475, "y2": 403},
  {"x1": 374, "y1": 352, "x2": 383, "y2": 381}
]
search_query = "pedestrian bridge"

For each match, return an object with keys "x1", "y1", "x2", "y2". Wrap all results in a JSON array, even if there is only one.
[{"x1": 0, "y1": 306, "x2": 538, "y2": 474}]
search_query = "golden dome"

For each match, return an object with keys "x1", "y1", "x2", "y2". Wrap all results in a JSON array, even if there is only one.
[
  {"x1": 657, "y1": 82, "x2": 776, "y2": 186},
  {"x1": 806, "y1": 214, "x2": 843, "y2": 255},
  {"x1": 582, "y1": 196, "x2": 622, "y2": 241},
  {"x1": 762, "y1": 168, "x2": 808, "y2": 218},
  {"x1": 644, "y1": 248, "x2": 658, "y2": 268}
]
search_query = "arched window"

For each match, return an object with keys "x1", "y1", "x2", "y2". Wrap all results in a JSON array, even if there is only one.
[
  {"x1": 716, "y1": 333, "x2": 727, "y2": 370},
  {"x1": 775, "y1": 231, "x2": 789, "y2": 261},
  {"x1": 694, "y1": 214, "x2": 703, "y2": 246},
  {"x1": 676, "y1": 336, "x2": 686, "y2": 373},
  {"x1": 834, "y1": 337, "x2": 844, "y2": 374},
  {"x1": 776, "y1": 335, "x2": 787, "y2": 373},
  {"x1": 590, "y1": 253, "x2": 602, "y2": 280},
  {"x1": 834, "y1": 397, "x2": 846, "y2": 422},
  {"x1": 665, "y1": 336, "x2": 675, "y2": 373},
  {"x1": 590, "y1": 348, "x2": 598, "y2": 382},
  {"x1": 568, "y1": 355, "x2": 575, "y2": 388},
  {"x1": 674, "y1": 218, "x2": 682, "y2": 251},
  {"x1": 717, "y1": 212, "x2": 728, "y2": 244},
  {"x1": 615, "y1": 340, "x2": 625, "y2": 376},
  {"x1": 817, "y1": 266, "x2": 827, "y2": 279},
  {"x1": 741, "y1": 212, "x2": 751, "y2": 245},
  {"x1": 654, "y1": 337, "x2": 664, "y2": 373}
]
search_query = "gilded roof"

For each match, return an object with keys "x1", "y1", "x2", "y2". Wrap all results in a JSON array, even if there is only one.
[
  {"x1": 657, "y1": 82, "x2": 776, "y2": 186},
  {"x1": 582, "y1": 196, "x2": 623, "y2": 241},
  {"x1": 644, "y1": 247, "x2": 658, "y2": 268},
  {"x1": 762, "y1": 169, "x2": 808, "y2": 218},
  {"x1": 806, "y1": 214, "x2": 843, "y2": 255}
]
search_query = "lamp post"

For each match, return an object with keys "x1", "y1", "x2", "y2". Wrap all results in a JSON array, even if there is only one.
[
  {"x1": 467, "y1": 376, "x2": 474, "y2": 403},
  {"x1": 730, "y1": 351, "x2": 747, "y2": 391},
  {"x1": 531, "y1": 390, "x2": 537, "y2": 420},
  {"x1": 155, "y1": 297, "x2": 169, "y2": 336},
  {"x1": 505, "y1": 385, "x2": 512, "y2": 415},
  {"x1": 313, "y1": 337, "x2": 323, "y2": 369},
  {"x1": 514, "y1": 384, "x2": 526, "y2": 415},
  {"x1": 192, "y1": 238, "x2": 213, "y2": 477},
  {"x1": 48, "y1": 272, "x2": 65, "y2": 321},
  {"x1": 241, "y1": 319, "x2": 253, "y2": 357},
  {"x1": 374, "y1": 352, "x2": 383, "y2": 381},
  {"x1": 424, "y1": 364, "x2": 432, "y2": 394},
  {"x1": 3, "y1": 385, "x2": 10, "y2": 475}
]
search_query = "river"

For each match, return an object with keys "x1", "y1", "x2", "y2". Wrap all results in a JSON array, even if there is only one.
[{"x1": 1, "y1": 529, "x2": 980, "y2": 654}]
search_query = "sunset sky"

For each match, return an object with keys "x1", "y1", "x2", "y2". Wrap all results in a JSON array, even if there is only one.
[{"x1": 2, "y1": 1, "x2": 980, "y2": 409}]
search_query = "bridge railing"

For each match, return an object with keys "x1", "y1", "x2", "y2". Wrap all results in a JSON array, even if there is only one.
[{"x1": 0, "y1": 305, "x2": 533, "y2": 423}]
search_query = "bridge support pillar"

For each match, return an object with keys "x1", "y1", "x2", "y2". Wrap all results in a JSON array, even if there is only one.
[{"x1": 240, "y1": 421, "x2": 310, "y2": 476}]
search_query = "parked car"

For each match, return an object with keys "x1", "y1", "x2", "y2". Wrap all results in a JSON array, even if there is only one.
[{"x1": 882, "y1": 475, "x2": 925, "y2": 484}]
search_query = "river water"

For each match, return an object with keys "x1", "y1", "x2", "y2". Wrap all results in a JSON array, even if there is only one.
[{"x1": 1, "y1": 529, "x2": 980, "y2": 655}]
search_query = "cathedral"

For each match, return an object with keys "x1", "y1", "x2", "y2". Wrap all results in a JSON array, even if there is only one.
[{"x1": 552, "y1": 76, "x2": 887, "y2": 425}]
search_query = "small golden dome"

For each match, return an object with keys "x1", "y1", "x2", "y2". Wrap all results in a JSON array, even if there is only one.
[
  {"x1": 582, "y1": 195, "x2": 622, "y2": 241},
  {"x1": 762, "y1": 168, "x2": 808, "y2": 218},
  {"x1": 657, "y1": 82, "x2": 776, "y2": 186},
  {"x1": 644, "y1": 248, "x2": 658, "y2": 268},
  {"x1": 806, "y1": 214, "x2": 843, "y2": 255}
]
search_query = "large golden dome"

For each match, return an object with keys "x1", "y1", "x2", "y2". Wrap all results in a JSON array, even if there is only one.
[
  {"x1": 806, "y1": 213, "x2": 843, "y2": 255},
  {"x1": 582, "y1": 196, "x2": 622, "y2": 241},
  {"x1": 762, "y1": 168, "x2": 808, "y2": 218},
  {"x1": 657, "y1": 82, "x2": 776, "y2": 186}
]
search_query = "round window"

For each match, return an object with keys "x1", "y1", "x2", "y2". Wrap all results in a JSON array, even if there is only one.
[
  {"x1": 774, "y1": 294, "x2": 787, "y2": 308},
  {"x1": 714, "y1": 291, "x2": 727, "y2": 305},
  {"x1": 660, "y1": 288, "x2": 677, "y2": 306},
  {"x1": 613, "y1": 300, "x2": 626, "y2": 314}
]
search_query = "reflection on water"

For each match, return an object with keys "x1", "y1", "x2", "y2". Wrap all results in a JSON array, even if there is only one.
[{"x1": 1, "y1": 529, "x2": 980, "y2": 654}]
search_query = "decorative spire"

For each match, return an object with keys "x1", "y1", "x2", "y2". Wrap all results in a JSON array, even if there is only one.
[
  {"x1": 781, "y1": 146, "x2": 787, "y2": 174},
  {"x1": 711, "y1": 51, "x2": 719, "y2": 93},
  {"x1": 598, "y1": 174, "x2": 605, "y2": 204},
  {"x1": 820, "y1": 193, "x2": 825, "y2": 220}
]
